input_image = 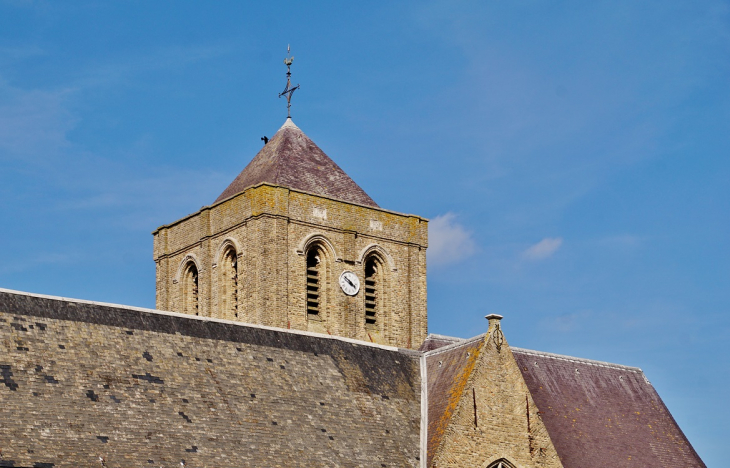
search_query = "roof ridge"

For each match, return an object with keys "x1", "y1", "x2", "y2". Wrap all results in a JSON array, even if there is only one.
[
  {"x1": 271, "y1": 119, "x2": 291, "y2": 184},
  {"x1": 424, "y1": 333, "x2": 485, "y2": 357},
  {"x1": 511, "y1": 346, "x2": 643, "y2": 373},
  {"x1": 424, "y1": 333, "x2": 464, "y2": 342},
  {"x1": 0, "y1": 287, "x2": 405, "y2": 354}
]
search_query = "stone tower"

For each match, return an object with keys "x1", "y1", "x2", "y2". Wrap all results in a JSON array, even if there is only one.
[{"x1": 153, "y1": 118, "x2": 428, "y2": 348}]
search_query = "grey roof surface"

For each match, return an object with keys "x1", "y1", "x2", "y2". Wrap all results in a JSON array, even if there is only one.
[
  {"x1": 0, "y1": 286, "x2": 705, "y2": 468},
  {"x1": 418, "y1": 335, "x2": 705, "y2": 467},
  {"x1": 215, "y1": 119, "x2": 378, "y2": 207},
  {"x1": 512, "y1": 348, "x2": 705, "y2": 468},
  {"x1": 0, "y1": 289, "x2": 420, "y2": 468},
  {"x1": 418, "y1": 333, "x2": 464, "y2": 352}
]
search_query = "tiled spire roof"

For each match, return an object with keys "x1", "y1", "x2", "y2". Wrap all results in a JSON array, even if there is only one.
[{"x1": 215, "y1": 118, "x2": 378, "y2": 207}]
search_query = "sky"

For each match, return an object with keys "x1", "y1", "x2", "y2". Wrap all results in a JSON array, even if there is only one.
[{"x1": 0, "y1": 1, "x2": 728, "y2": 464}]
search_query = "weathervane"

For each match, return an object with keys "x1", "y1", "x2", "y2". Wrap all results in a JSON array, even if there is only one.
[{"x1": 278, "y1": 45, "x2": 300, "y2": 119}]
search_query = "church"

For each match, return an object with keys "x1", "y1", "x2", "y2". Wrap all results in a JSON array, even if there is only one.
[{"x1": 0, "y1": 59, "x2": 705, "y2": 468}]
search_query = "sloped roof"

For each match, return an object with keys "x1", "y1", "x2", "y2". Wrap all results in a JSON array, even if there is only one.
[
  {"x1": 512, "y1": 348, "x2": 706, "y2": 468},
  {"x1": 424, "y1": 335, "x2": 485, "y2": 466},
  {"x1": 0, "y1": 288, "x2": 420, "y2": 468},
  {"x1": 215, "y1": 118, "x2": 378, "y2": 207},
  {"x1": 418, "y1": 333, "x2": 464, "y2": 352},
  {"x1": 0, "y1": 286, "x2": 706, "y2": 468}
]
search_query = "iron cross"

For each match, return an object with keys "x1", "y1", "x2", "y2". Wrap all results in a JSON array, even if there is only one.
[{"x1": 278, "y1": 45, "x2": 300, "y2": 119}]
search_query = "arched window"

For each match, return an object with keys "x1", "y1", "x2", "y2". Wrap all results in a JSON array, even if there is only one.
[
  {"x1": 306, "y1": 246, "x2": 324, "y2": 319},
  {"x1": 221, "y1": 247, "x2": 238, "y2": 319},
  {"x1": 487, "y1": 459, "x2": 516, "y2": 468},
  {"x1": 364, "y1": 256, "x2": 381, "y2": 327},
  {"x1": 182, "y1": 261, "x2": 199, "y2": 315}
]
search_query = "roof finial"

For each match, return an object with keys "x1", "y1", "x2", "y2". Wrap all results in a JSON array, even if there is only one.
[{"x1": 278, "y1": 44, "x2": 300, "y2": 119}]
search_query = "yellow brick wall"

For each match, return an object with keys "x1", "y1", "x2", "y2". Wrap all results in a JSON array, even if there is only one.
[
  {"x1": 430, "y1": 319, "x2": 564, "y2": 468},
  {"x1": 153, "y1": 183, "x2": 428, "y2": 349}
]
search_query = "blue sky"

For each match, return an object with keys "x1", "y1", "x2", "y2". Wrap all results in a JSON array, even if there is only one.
[{"x1": 1, "y1": 1, "x2": 728, "y2": 464}]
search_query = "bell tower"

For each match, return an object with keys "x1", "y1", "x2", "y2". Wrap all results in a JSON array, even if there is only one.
[{"x1": 152, "y1": 50, "x2": 428, "y2": 348}]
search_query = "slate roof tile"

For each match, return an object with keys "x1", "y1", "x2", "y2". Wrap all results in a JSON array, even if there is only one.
[
  {"x1": 513, "y1": 348, "x2": 706, "y2": 468},
  {"x1": 215, "y1": 119, "x2": 378, "y2": 207}
]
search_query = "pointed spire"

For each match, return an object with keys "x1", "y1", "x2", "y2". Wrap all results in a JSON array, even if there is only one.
[
  {"x1": 280, "y1": 117, "x2": 299, "y2": 130},
  {"x1": 215, "y1": 121, "x2": 377, "y2": 207}
]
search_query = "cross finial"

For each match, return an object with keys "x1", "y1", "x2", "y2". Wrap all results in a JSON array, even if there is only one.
[{"x1": 278, "y1": 44, "x2": 300, "y2": 119}]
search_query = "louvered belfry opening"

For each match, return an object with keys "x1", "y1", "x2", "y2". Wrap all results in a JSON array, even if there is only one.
[
  {"x1": 223, "y1": 247, "x2": 238, "y2": 319},
  {"x1": 183, "y1": 262, "x2": 199, "y2": 316},
  {"x1": 364, "y1": 257, "x2": 379, "y2": 327},
  {"x1": 306, "y1": 248, "x2": 322, "y2": 318}
]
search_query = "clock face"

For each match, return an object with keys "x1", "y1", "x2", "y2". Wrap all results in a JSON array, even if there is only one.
[{"x1": 339, "y1": 271, "x2": 360, "y2": 296}]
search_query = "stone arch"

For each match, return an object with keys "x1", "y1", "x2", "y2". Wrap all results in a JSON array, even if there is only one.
[
  {"x1": 485, "y1": 458, "x2": 518, "y2": 468},
  {"x1": 216, "y1": 240, "x2": 240, "y2": 321},
  {"x1": 180, "y1": 258, "x2": 200, "y2": 316},
  {"x1": 213, "y1": 237, "x2": 242, "y2": 268},
  {"x1": 303, "y1": 237, "x2": 335, "y2": 333},
  {"x1": 357, "y1": 243, "x2": 396, "y2": 271},
  {"x1": 296, "y1": 233, "x2": 341, "y2": 262},
  {"x1": 363, "y1": 254, "x2": 383, "y2": 327},
  {"x1": 360, "y1": 247, "x2": 394, "y2": 343},
  {"x1": 173, "y1": 253, "x2": 201, "y2": 284}
]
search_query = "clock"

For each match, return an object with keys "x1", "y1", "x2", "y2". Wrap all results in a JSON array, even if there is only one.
[{"x1": 339, "y1": 271, "x2": 360, "y2": 296}]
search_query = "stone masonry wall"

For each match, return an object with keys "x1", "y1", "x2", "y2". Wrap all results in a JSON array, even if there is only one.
[
  {"x1": 153, "y1": 183, "x2": 428, "y2": 349},
  {"x1": 0, "y1": 289, "x2": 422, "y2": 468},
  {"x1": 427, "y1": 319, "x2": 563, "y2": 468}
]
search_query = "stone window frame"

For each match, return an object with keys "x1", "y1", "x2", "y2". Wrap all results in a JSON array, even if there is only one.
[
  {"x1": 356, "y1": 243, "x2": 397, "y2": 272},
  {"x1": 357, "y1": 244, "x2": 395, "y2": 341},
  {"x1": 302, "y1": 237, "x2": 336, "y2": 330},
  {"x1": 362, "y1": 252, "x2": 384, "y2": 330},
  {"x1": 296, "y1": 233, "x2": 341, "y2": 262},
  {"x1": 180, "y1": 257, "x2": 200, "y2": 316},
  {"x1": 486, "y1": 458, "x2": 517, "y2": 468},
  {"x1": 215, "y1": 239, "x2": 241, "y2": 321}
]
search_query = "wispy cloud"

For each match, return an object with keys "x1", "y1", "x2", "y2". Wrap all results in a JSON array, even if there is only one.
[
  {"x1": 0, "y1": 79, "x2": 77, "y2": 161},
  {"x1": 75, "y1": 44, "x2": 230, "y2": 89},
  {"x1": 428, "y1": 212, "x2": 477, "y2": 267},
  {"x1": 0, "y1": 251, "x2": 73, "y2": 275},
  {"x1": 0, "y1": 70, "x2": 229, "y2": 234},
  {"x1": 541, "y1": 310, "x2": 592, "y2": 333},
  {"x1": 0, "y1": 44, "x2": 45, "y2": 61},
  {"x1": 597, "y1": 234, "x2": 646, "y2": 248},
  {"x1": 0, "y1": 41, "x2": 231, "y2": 163},
  {"x1": 53, "y1": 165, "x2": 230, "y2": 231},
  {"x1": 522, "y1": 237, "x2": 563, "y2": 260}
]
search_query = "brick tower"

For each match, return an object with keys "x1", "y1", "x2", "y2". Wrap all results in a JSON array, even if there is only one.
[{"x1": 153, "y1": 118, "x2": 428, "y2": 348}]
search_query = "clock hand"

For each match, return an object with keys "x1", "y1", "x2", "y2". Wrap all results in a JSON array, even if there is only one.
[{"x1": 345, "y1": 277, "x2": 355, "y2": 288}]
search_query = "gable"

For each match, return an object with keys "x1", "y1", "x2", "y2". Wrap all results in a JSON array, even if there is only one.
[{"x1": 425, "y1": 320, "x2": 563, "y2": 468}]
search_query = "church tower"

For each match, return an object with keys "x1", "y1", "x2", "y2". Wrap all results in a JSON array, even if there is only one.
[{"x1": 152, "y1": 117, "x2": 428, "y2": 348}]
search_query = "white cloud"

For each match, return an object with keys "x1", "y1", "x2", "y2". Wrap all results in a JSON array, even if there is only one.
[
  {"x1": 428, "y1": 212, "x2": 477, "y2": 267},
  {"x1": 522, "y1": 237, "x2": 563, "y2": 260}
]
